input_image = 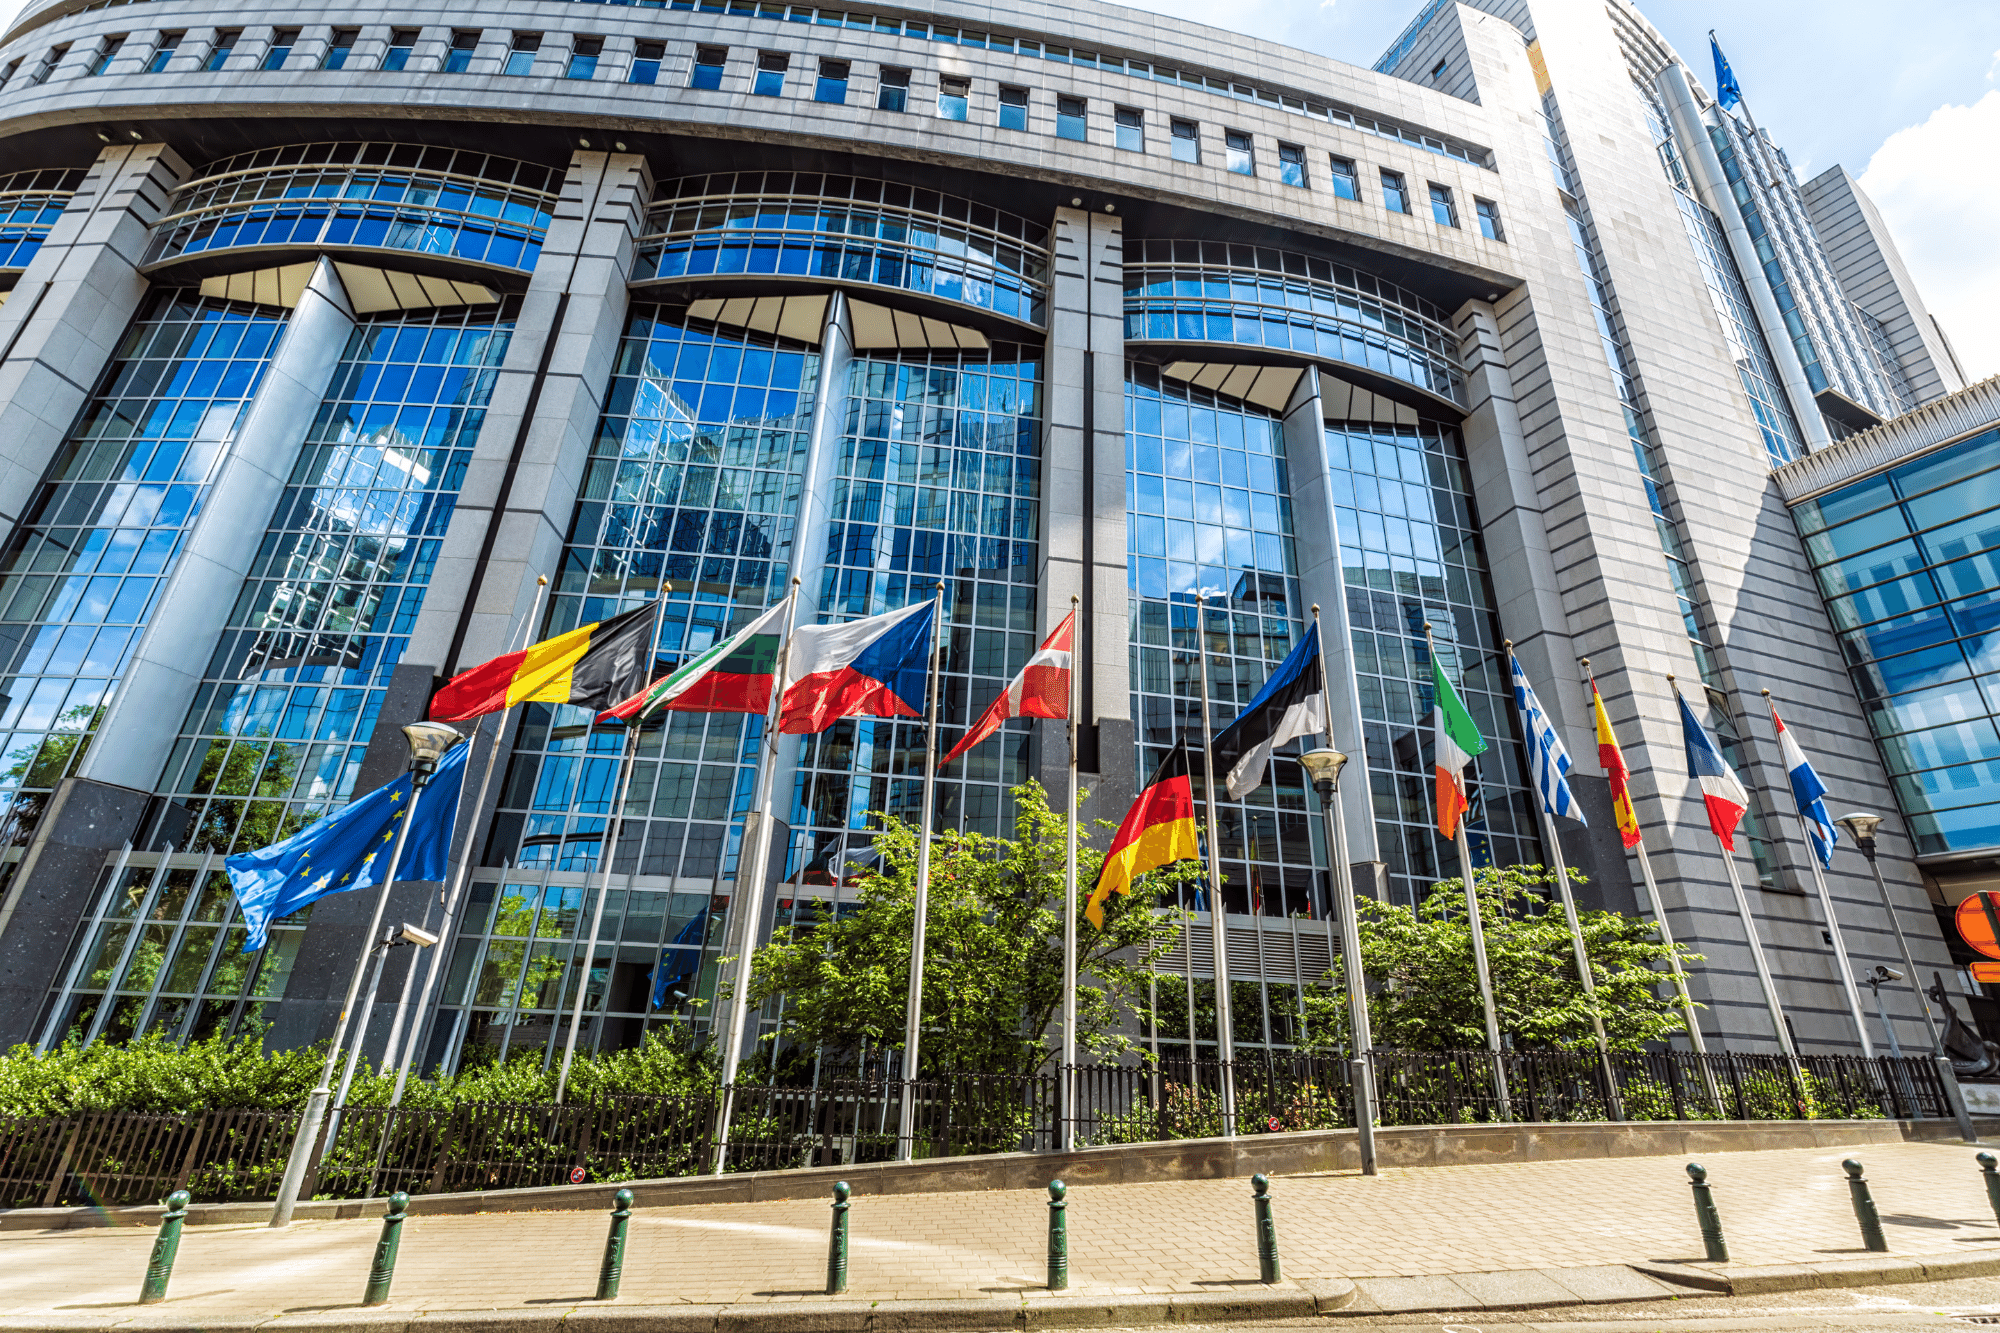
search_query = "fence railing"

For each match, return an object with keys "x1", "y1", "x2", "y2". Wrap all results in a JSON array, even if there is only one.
[{"x1": 0, "y1": 1050, "x2": 1958, "y2": 1210}]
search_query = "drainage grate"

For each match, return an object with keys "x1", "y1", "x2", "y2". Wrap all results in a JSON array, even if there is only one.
[{"x1": 1954, "y1": 1316, "x2": 2000, "y2": 1324}]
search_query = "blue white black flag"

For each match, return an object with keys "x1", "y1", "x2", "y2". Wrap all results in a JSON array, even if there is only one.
[
  {"x1": 1509, "y1": 651, "x2": 1587, "y2": 825},
  {"x1": 1211, "y1": 623, "x2": 1325, "y2": 799}
]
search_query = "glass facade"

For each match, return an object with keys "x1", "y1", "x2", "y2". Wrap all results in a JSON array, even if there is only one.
[
  {"x1": 0, "y1": 167, "x2": 84, "y2": 275},
  {"x1": 146, "y1": 144, "x2": 559, "y2": 274},
  {"x1": 0, "y1": 292, "x2": 285, "y2": 857},
  {"x1": 1793, "y1": 427, "x2": 2000, "y2": 857}
]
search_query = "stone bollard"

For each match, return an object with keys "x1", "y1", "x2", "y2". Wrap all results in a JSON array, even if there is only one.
[
  {"x1": 138, "y1": 1190, "x2": 191, "y2": 1304},
  {"x1": 826, "y1": 1182, "x2": 851, "y2": 1295},
  {"x1": 1843, "y1": 1159, "x2": 1888, "y2": 1253},
  {"x1": 1252, "y1": 1174, "x2": 1282, "y2": 1283},
  {"x1": 1686, "y1": 1163, "x2": 1728, "y2": 1263},
  {"x1": 362, "y1": 1192, "x2": 411, "y2": 1306},
  {"x1": 1980, "y1": 1153, "x2": 2000, "y2": 1228},
  {"x1": 596, "y1": 1188, "x2": 633, "y2": 1300},
  {"x1": 1046, "y1": 1180, "x2": 1069, "y2": 1291}
]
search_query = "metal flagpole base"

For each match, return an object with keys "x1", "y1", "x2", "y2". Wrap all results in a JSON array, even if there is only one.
[
  {"x1": 270, "y1": 1086, "x2": 329, "y2": 1227},
  {"x1": 1351, "y1": 1056, "x2": 1378, "y2": 1175},
  {"x1": 1937, "y1": 1055, "x2": 1979, "y2": 1142}
]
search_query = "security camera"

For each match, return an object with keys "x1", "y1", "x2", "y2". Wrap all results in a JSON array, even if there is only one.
[
  {"x1": 398, "y1": 923, "x2": 440, "y2": 949},
  {"x1": 1872, "y1": 964, "x2": 1903, "y2": 983}
]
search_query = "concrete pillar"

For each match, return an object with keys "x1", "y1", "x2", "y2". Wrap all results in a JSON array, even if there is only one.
[
  {"x1": 79, "y1": 259, "x2": 358, "y2": 792},
  {"x1": 0, "y1": 143, "x2": 190, "y2": 533}
]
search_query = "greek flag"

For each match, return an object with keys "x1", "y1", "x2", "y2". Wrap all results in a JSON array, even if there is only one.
[{"x1": 1510, "y1": 651, "x2": 1587, "y2": 825}]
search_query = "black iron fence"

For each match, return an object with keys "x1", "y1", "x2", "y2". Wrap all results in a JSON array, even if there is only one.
[{"x1": 0, "y1": 1049, "x2": 1959, "y2": 1210}]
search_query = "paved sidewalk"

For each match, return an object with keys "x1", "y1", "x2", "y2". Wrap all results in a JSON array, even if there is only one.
[{"x1": 2, "y1": 1141, "x2": 1997, "y2": 1320}]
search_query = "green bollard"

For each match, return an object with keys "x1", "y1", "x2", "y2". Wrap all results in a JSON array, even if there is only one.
[
  {"x1": 1685, "y1": 1163, "x2": 1728, "y2": 1263},
  {"x1": 362, "y1": 1192, "x2": 411, "y2": 1306},
  {"x1": 1979, "y1": 1153, "x2": 2000, "y2": 1228},
  {"x1": 138, "y1": 1190, "x2": 191, "y2": 1305},
  {"x1": 826, "y1": 1181, "x2": 850, "y2": 1295},
  {"x1": 1251, "y1": 1174, "x2": 1282, "y2": 1284},
  {"x1": 596, "y1": 1188, "x2": 633, "y2": 1300},
  {"x1": 1843, "y1": 1159, "x2": 1888, "y2": 1253},
  {"x1": 1046, "y1": 1179, "x2": 1069, "y2": 1291}
]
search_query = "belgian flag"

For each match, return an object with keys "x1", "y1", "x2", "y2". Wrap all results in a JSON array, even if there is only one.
[
  {"x1": 430, "y1": 603, "x2": 660, "y2": 722},
  {"x1": 1086, "y1": 742, "x2": 1203, "y2": 928}
]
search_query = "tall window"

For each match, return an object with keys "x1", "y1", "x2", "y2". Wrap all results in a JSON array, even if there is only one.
[
  {"x1": 566, "y1": 35, "x2": 601, "y2": 80},
  {"x1": 1170, "y1": 118, "x2": 1199, "y2": 163},
  {"x1": 1475, "y1": 198, "x2": 1503, "y2": 241},
  {"x1": 690, "y1": 46, "x2": 726, "y2": 90},
  {"x1": 1428, "y1": 182, "x2": 1457, "y2": 227},
  {"x1": 88, "y1": 35, "x2": 124, "y2": 75},
  {"x1": 1380, "y1": 168, "x2": 1409, "y2": 214},
  {"x1": 1056, "y1": 95, "x2": 1085, "y2": 142},
  {"x1": 145, "y1": 33, "x2": 182, "y2": 74},
  {"x1": 752, "y1": 51, "x2": 786, "y2": 96},
  {"x1": 937, "y1": 75, "x2": 968, "y2": 120},
  {"x1": 1277, "y1": 142, "x2": 1305, "y2": 188},
  {"x1": 203, "y1": 30, "x2": 238, "y2": 71},
  {"x1": 1224, "y1": 130, "x2": 1254, "y2": 176},
  {"x1": 442, "y1": 30, "x2": 477, "y2": 74},
  {"x1": 1328, "y1": 155, "x2": 1358, "y2": 201},
  {"x1": 998, "y1": 84, "x2": 1027, "y2": 130},
  {"x1": 503, "y1": 32, "x2": 540, "y2": 77},
  {"x1": 381, "y1": 29, "x2": 418, "y2": 71},
  {"x1": 876, "y1": 65, "x2": 908, "y2": 110},
  {"x1": 1114, "y1": 106, "x2": 1143, "y2": 152},
  {"x1": 630, "y1": 40, "x2": 664, "y2": 85},
  {"x1": 321, "y1": 28, "x2": 358, "y2": 71},
  {"x1": 814, "y1": 57, "x2": 848, "y2": 103}
]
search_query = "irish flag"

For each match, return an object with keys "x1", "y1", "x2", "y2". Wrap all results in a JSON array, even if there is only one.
[
  {"x1": 603, "y1": 597, "x2": 791, "y2": 720},
  {"x1": 1432, "y1": 655, "x2": 1487, "y2": 839}
]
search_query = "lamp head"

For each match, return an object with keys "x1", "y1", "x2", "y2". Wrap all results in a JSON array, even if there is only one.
[
  {"x1": 1298, "y1": 747, "x2": 1348, "y2": 790},
  {"x1": 400, "y1": 720, "x2": 463, "y2": 782},
  {"x1": 398, "y1": 922, "x2": 440, "y2": 949},
  {"x1": 1834, "y1": 812, "x2": 1884, "y2": 850}
]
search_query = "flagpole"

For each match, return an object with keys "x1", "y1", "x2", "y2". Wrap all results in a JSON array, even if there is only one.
[
  {"x1": 1193, "y1": 588, "x2": 1237, "y2": 1138},
  {"x1": 1061, "y1": 593, "x2": 1080, "y2": 1154},
  {"x1": 555, "y1": 720, "x2": 643, "y2": 1105},
  {"x1": 896, "y1": 582, "x2": 947, "y2": 1160},
  {"x1": 1761, "y1": 690, "x2": 1874, "y2": 1058},
  {"x1": 1670, "y1": 674, "x2": 1802, "y2": 1069},
  {"x1": 386, "y1": 575, "x2": 550, "y2": 1103},
  {"x1": 1427, "y1": 623, "x2": 1510, "y2": 1119},
  {"x1": 712, "y1": 581, "x2": 803, "y2": 1173}
]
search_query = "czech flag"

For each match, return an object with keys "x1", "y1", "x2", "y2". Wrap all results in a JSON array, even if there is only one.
[
  {"x1": 1769, "y1": 700, "x2": 1838, "y2": 869},
  {"x1": 943, "y1": 609, "x2": 1073, "y2": 765},
  {"x1": 1087, "y1": 742, "x2": 1202, "y2": 928},
  {"x1": 1677, "y1": 690, "x2": 1749, "y2": 850},
  {"x1": 779, "y1": 600, "x2": 935, "y2": 735},
  {"x1": 1591, "y1": 681, "x2": 1643, "y2": 850},
  {"x1": 430, "y1": 603, "x2": 658, "y2": 722},
  {"x1": 604, "y1": 596, "x2": 791, "y2": 721}
]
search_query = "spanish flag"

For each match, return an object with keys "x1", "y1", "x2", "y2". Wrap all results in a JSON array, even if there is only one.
[
  {"x1": 1591, "y1": 680, "x2": 1643, "y2": 849},
  {"x1": 430, "y1": 603, "x2": 660, "y2": 722},
  {"x1": 1086, "y1": 742, "x2": 1203, "y2": 928}
]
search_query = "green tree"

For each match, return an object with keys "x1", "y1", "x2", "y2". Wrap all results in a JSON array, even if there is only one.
[
  {"x1": 189, "y1": 735, "x2": 304, "y2": 854},
  {"x1": 1303, "y1": 865, "x2": 1702, "y2": 1052},
  {"x1": 744, "y1": 780, "x2": 1191, "y2": 1076},
  {"x1": 0, "y1": 704, "x2": 106, "y2": 845}
]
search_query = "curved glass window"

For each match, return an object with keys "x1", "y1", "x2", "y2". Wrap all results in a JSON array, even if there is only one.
[
  {"x1": 636, "y1": 173, "x2": 1050, "y2": 327},
  {"x1": 1123, "y1": 239, "x2": 1464, "y2": 407},
  {"x1": 145, "y1": 143, "x2": 560, "y2": 274},
  {"x1": 0, "y1": 167, "x2": 85, "y2": 273}
]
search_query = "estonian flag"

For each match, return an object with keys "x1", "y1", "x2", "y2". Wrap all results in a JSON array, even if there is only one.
[
  {"x1": 778, "y1": 600, "x2": 934, "y2": 735},
  {"x1": 1086, "y1": 741, "x2": 1202, "y2": 927},
  {"x1": 1210, "y1": 623, "x2": 1325, "y2": 799},
  {"x1": 1678, "y1": 691, "x2": 1750, "y2": 849},
  {"x1": 430, "y1": 603, "x2": 660, "y2": 722}
]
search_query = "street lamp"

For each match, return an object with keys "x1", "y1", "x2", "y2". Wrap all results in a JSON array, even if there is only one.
[
  {"x1": 1298, "y1": 746, "x2": 1377, "y2": 1177},
  {"x1": 269, "y1": 720, "x2": 462, "y2": 1226},
  {"x1": 1833, "y1": 811, "x2": 1976, "y2": 1140}
]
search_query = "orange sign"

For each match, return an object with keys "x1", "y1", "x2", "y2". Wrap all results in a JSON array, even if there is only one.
[
  {"x1": 1954, "y1": 893, "x2": 2000, "y2": 961},
  {"x1": 1972, "y1": 961, "x2": 2000, "y2": 984}
]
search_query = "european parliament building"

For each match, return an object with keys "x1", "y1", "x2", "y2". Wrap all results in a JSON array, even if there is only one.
[{"x1": 0, "y1": 0, "x2": 1985, "y2": 1070}]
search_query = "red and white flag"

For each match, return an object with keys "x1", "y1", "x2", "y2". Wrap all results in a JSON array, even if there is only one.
[{"x1": 943, "y1": 610, "x2": 1075, "y2": 764}]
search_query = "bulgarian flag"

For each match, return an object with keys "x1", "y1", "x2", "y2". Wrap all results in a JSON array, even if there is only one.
[
  {"x1": 1431, "y1": 655, "x2": 1487, "y2": 839},
  {"x1": 1592, "y1": 681, "x2": 1644, "y2": 849},
  {"x1": 603, "y1": 596, "x2": 792, "y2": 720}
]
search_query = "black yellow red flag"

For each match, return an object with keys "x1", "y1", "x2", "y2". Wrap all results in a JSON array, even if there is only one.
[
  {"x1": 431, "y1": 603, "x2": 659, "y2": 721},
  {"x1": 1086, "y1": 741, "x2": 1202, "y2": 927}
]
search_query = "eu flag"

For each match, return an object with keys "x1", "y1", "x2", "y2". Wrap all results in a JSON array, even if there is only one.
[
  {"x1": 226, "y1": 740, "x2": 470, "y2": 951},
  {"x1": 1710, "y1": 33, "x2": 1742, "y2": 110}
]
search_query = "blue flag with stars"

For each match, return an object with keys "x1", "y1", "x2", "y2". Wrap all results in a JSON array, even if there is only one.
[
  {"x1": 226, "y1": 739, "x2": 469, "y2": 951},
  {"x1": 1710, "y1": 33, "x2": 1742, "y2": 110}
]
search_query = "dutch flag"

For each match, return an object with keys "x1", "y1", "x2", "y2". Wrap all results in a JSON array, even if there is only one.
[
  {"x1": 1770, "y1": 701, "x2": 1838, "y2": 869},
  {"x1": 1677, "y1": 691, "x2": 1750, "y2": 849},
  {"x1": 778, "y1": 600, "x2": 936, "y2": 735}
]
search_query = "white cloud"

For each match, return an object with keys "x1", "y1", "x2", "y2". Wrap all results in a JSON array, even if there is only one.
[{"x1": 1858, "y1": 90, "x2": 2000, "y2": 386}]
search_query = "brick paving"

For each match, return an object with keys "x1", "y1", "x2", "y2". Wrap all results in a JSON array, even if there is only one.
[{"x1": 2, "y1": 1141, "x2": 1997, "y2": 1317}]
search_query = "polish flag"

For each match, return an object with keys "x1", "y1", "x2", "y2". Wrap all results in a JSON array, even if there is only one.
[
  {"x1": 943, "y1": 610, "x2": 1075, "y2": 765},
  {"x1": 778, "y1": 601, "x2": 935, "y2": 735},
  {"x1": 1676, "y1": 690, "x2": 1750, "y2": 849}
]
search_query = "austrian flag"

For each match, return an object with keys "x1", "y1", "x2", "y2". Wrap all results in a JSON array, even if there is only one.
[{"x1": 944, "y1": 610, "x2": 1074, "y2": 764}]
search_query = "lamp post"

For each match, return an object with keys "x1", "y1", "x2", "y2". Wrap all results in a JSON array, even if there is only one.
[
  {"x1": 268, "y1": 721, "x2": 462, "y2": 1227},
  {"x1": 1298, "y1": 747, "x2": 1376, "y2": 1177},
  {"x1": 1834, "y1": 812, "x2": 1976, "y2": 1140}
]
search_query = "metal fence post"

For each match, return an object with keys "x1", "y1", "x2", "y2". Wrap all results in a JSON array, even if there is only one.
[
  {"x1": 596, "y1": 1188, "x2": 633, "y2": 1300},
  {"x1": 1843, "y1": 1159, "x2": 1888, "y2": 1252},
  {"x1": 1685, "y1": 1163, "x2": 1727, "y2": 1262},
  {"x1": 1251, "y1": 1174, "x2": 1281, "y2": 1283},
  {"x1": 1046, "y1": 1179, "x2": 1068, "y2": 1290},
  {"x1": 138, "y1": 1189, "x2": 190, "y2": 1304},
  {"x1": 826, "y1": 1181, "x2": 851, "y2": 1294},
  {"x1": 362, "y1": 1191, "x2": 411, "y2": 1306}
]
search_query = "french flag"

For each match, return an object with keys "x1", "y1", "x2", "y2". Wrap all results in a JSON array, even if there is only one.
[
  {"x1": 1677, "y1": 691, "x2": 1750, "y2": 849},
  {"x1": 1770, "y1": 702, "x2": 1838, "y2": 869},
  {"x1": 779, "y1": 601, "x2": 935, "y2": 735}
]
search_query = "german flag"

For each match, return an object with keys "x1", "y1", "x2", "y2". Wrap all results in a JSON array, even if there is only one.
[
  {"x1": 430, "y1": 603, "x2": 659, "y2": 722},
  {"x1": 1086, "y1": 742, "x2": 1203, "y2": 928}
]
